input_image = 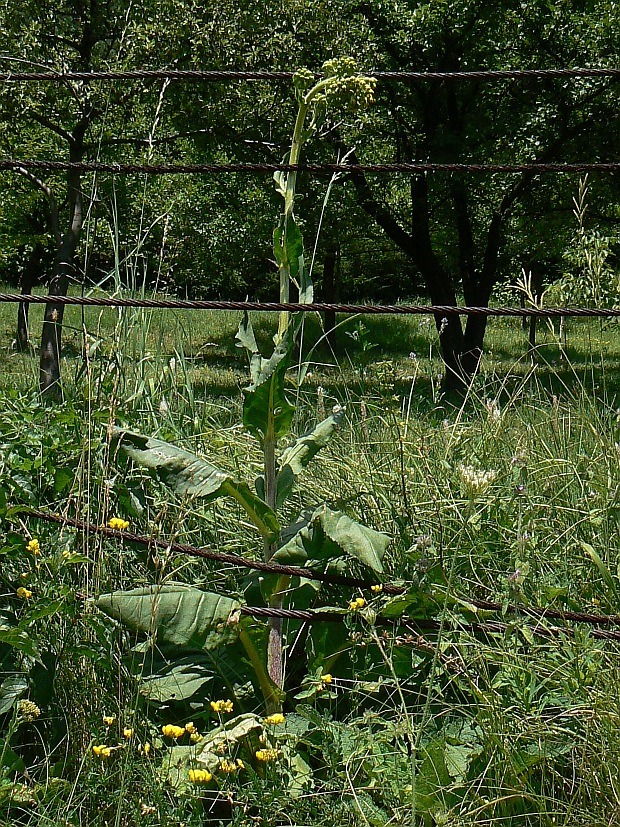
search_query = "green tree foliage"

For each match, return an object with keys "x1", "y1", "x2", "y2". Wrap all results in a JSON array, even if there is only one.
[{"x1": 1, "y1": 0, "x2": 619, "y2": 389}]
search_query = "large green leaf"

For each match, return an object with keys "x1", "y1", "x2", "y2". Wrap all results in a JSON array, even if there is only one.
[
  {"x1": 140, "y1": 662, "x2": 213, "y2": 703},
  {"x1": 112, "y1": 429, "x2": 279, "y2": 542},
  {"x1": 274, "y1": 504, "x2": 388, "y2": 574},
  {"x1": 276, "y1": 410, "x2": 344, "y2": 507},
  {"x1": 96, "y1": 586, "x2": 241, "y2": 651}
]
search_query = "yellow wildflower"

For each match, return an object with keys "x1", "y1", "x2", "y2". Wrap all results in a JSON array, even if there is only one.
[
  {"x1": 108, "y1": 517, "x2": 130, "y2": 531},
  {"x1": 188, "y1": 768, "x2": 213, "y2": 784},
  {"x1": 236, "y1": 758, "x2": 245, "y2": 769},
  {"x1": 102, "y1": 715, "x2": 116, "y2": 726},
  {"x1": 264, "y1": 713, "x2": 285, "y2": 725},
  {"x1": 371, "y1": 584, "x2": 383, "y2": 593},
  {"x1": 18, "y1": 700, "x2": 41, "y2": 721},
  {"x1": 185, "y1": 721, "x2": 198, "y2": 734},
  {"x1": 190, "y1": 732, "x2": 203, "y2": 744},
  {"x1": 320, "y1": 674, "x2": 333, "y2": 684},
  {"x1": 62, "y1": 549, "x2": 71, "y2": 559},
  {"x1": 219, "y1": 759, "x2": 238, "y2": 774},
  {"x1": 140, "y1": 803, "x2": 157, "y2": 816},
  {"x1": 123, "y1": 727, "x2": 134, "y2": 739},
  {"x1": 92, "y1": 744, "x2": 112, "y2": 758},
  {"x1": 16, "y1": 587, "x2": 32, "y2": 599},
  {"x1": 26, "y1": 538, "x2": 40, "y2": 554},
  {"x1": 255, "y1": 748, "x2": 279, "y2": 762},
  {"x1": 210, "y1": 699, "x2": 234, "y2": 714},
  {"x1": 138, "y1": 742, "x2": 152, "y2": 756},
  {"x1": 349, "y1": 597, "x2": 366, "y2": 611},
  {"x1": 161, "y1": 724, "x2": 186, "y2": 739}
]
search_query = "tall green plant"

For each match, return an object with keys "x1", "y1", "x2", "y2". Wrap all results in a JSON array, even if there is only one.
[{"x1": 98, "y1": 60, "x2": 379, "y2": 712}]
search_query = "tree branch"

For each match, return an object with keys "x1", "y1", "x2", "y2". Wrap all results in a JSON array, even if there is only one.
[{"x1": 13, "y1": 166, "x2": 61, "y2": 246}]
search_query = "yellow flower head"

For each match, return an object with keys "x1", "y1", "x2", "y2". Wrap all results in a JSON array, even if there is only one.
[
  {"x1": 236, "y1": 758, "x2": 245, "y2": 769},
  {"x1": 349, "y1": 596, "x2": 366, "y2": 611},
  {"x1": 18, "y1": 700, "x2": 41, "y2": 721},
  {"x1": 161, "y1": 724, "x2": 186, "y2": 739},
  {"x1": 185, "y1": 721, "x2": 198, "y2": 734},
  {"x1": 370, "y1": 584, "x2": 383, "y2": 593},
  {"x1": 123, "y1": 727, "x2": 134, "y2": 739},
  {"x1": 190, "y1": 732, "x2": 203, "y2": 743},
  {"x1": 210, "y1": 699, "x2": 234, "y2": 714},
  {"x1": 188, "y1": 768, "x2": 213, "y2": 784},
  {"x1": 219, "y1": 759, "x2": 238, "y2": 774},
  {"x1": 17, "y1": 587, "x2": 32, "y2": 599},
  {"x1": 108, "y1": 517, "x2": 130, "y2": 531},
  {"x1": 255, "y1": 748, "x2": 279, "y2": 762},
  {"x1": 264, "y1": 713, "x2": 285, "y2": 725},
  {"x1": 320, "y1": 673, "x2": 333, "y2": 684},
  {"x1": 138, "y1": 742, "x2": 152, "y2": 756},
  {"x1": 26, "y1": 538, "x2": 40, "y2": 554},
  {"x1": 92, "y1": 744, "x2": 112, "y2": 758},
  {"x1": 102, "y1": 715, "x2": 116, "y2": 726}
]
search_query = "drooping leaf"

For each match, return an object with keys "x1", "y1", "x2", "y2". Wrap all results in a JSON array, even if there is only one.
[
  {"x1": 0, "y1": 675, "x2": 28, "y2": 715},
  {"x1": 0, "y1": 626, "x2": 40, "y2": 659},
  {"x1": 96, "y1": 586, "x2": 241, "y2": 652},
  {"x1": 276, "y1": 410, "x2": 344, "y2": 506},
  {"x1": 274, "y1": 504, "x2": 388, "y2": 574},
  {"x1": 112, "y1": 429, "x2": 279, "y2": 541}
]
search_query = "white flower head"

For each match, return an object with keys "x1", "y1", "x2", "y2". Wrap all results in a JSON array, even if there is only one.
[{"x1": 457, "y1": 464, "x2": 497, "y2": 499}]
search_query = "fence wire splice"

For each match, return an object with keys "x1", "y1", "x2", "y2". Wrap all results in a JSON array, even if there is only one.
[{"x1": 27, "y1": 509, "x2": 620, "y2": 633}]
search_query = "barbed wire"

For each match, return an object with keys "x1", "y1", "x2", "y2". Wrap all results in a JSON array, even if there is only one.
[
  {"x1": 4, "y1": 293, "x2": 620, "y2": 318},
  {"x1": 28, "y1": 508, "x2": 620, "y2": 630},
  {"x1": 2, "y1": 159, "x2": 620, "y2": 176},
  {"x1": 1, "y1": 68, "x2": 619, "y2": 84}
]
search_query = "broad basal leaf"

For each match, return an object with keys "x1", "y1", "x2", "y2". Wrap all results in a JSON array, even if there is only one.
[
  {"x1": 97, "y1": 586, "x2": 241, "y2": 651},
  {"x1": 112, "y1": 429, "x2": 279, "y2": 541}
]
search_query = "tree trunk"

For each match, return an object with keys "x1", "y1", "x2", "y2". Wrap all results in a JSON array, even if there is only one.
[
  {"x1": 15, "y1": 243, "x2": 44, "y2": 352},
  {"x1": 39, "y1": 135, "x2": 85, "y2": 400}
]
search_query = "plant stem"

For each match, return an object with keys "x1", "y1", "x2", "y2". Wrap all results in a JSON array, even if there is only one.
[
  {"x1": 238, "y1": 626, "x2": 282, "y2": 714},
  {"x1": 276, "y1": 99, "x2": 308, "y2": 343}
]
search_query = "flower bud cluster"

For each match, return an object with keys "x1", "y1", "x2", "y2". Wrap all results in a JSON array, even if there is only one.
[{"x1": 457, "y1": 464, "x2": 498, "y2": 499}]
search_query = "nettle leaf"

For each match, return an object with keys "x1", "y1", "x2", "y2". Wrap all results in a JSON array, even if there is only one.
[
  {"x1": 112, "y1": 429, "x2": 279, "y2": 542},
  {"x1": 275, "y1": 504, "x2": 388, "y2": 574},
  {"x1": 276, "y1": 410, "x2": 344, "y2": 507},
  {"x1": 96, "y1": 586, "x2": 241, "y2": 652}
]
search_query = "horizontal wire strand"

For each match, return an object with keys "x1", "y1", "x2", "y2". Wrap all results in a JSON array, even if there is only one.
[
  {"x1": 29, "y1": 508, "x2": 620, "y2": 631},
  {"x1": 2, "y1": 159, "x2": 620, "y2": 175},
  {"x1": 3, "y1": 294, "x2": 620, "y2": 317},
  {"x1": 1, "y1": 68, "x2": 619, "y2": 83}
]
